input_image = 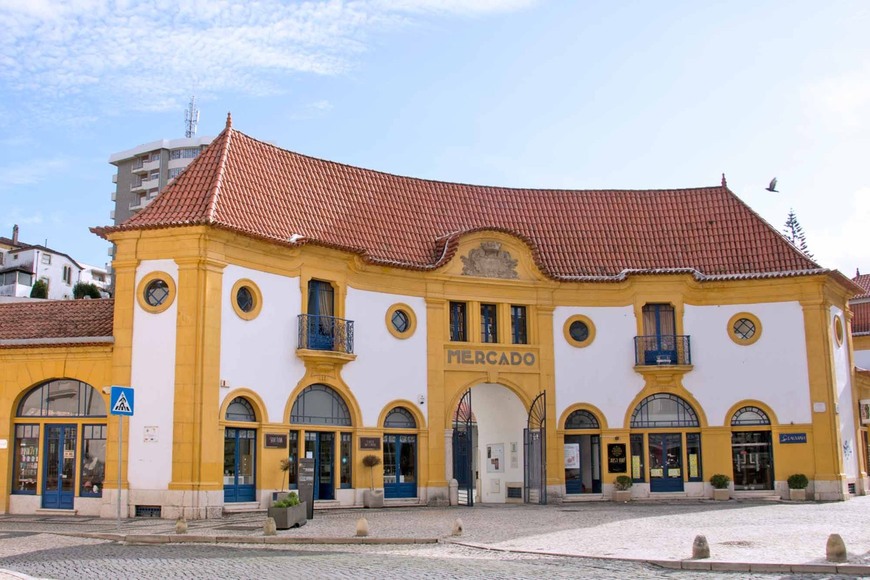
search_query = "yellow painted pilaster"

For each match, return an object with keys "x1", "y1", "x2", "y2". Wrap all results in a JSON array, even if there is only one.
[{"x1": 425, "y1": 297, "x2": 449, "y2": 488}]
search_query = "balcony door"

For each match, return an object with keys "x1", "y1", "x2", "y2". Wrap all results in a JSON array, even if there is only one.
[
  {"x1": 642, "y1": 304, "x2": 677, "y2": 365},
  {"x1": 307, "y1": 280, "x2": 335, "y2": 350}
]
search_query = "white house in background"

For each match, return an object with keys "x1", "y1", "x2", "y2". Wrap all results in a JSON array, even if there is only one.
[{"x1": 0, "y1": 225, "x2": 111, "y2": 300}]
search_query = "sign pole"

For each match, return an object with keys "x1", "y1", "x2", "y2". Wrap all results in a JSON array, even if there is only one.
[{"x1": 117, "y1": 414, "x2": 122, "y2": 532}]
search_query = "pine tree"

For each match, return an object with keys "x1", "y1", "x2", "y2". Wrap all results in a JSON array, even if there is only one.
[{"x1": 783, "y1": 208, "x2": 814, "y2": 259}]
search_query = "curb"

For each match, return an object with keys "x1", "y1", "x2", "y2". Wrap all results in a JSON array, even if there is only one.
[
  {"x1": 446, "y1": 540, "x2": 870, "y2": 577},
  {"x1": 69, "y1": 532, "x2": 440, "y2": 546}
]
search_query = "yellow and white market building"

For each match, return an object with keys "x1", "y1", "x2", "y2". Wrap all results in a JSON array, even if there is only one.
[{"x1": 0, "y1": 116, "x2": 866, "y2": 519}]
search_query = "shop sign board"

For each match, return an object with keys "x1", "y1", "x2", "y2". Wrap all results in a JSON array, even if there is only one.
[
  {"x1": 607, "y1": 443, "x2": 627, "y2": 473},
  {"x1": 859, "y1": 400, "x2": 870, "y2": 425},
  {"x1": 264, "y1": 434, "x2": 288, "y2": 449},
  {"x1": 298, "y1": 458, "x2": 315, "y2": 520},
  {"x1": 359, "y1": 437, "x2": 380, "y2": 450},
  {"x1": 779, "y1": 433, "x2": 807, "y2": 444}
]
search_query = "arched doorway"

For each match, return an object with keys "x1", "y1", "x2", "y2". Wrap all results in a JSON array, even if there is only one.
[
  {"x1": 630, "y1": 393, "x2": 702, "y2": 493},
  {"x1": 290, "y1": 384, "x2": 353, "y2": 501},
  {"x1": 13, "y1": 379, "x2": 107, "y2": 509},
  {"x1": 223, "y1": 397, "x2": 257, "y2": 503},
  {"x1": 450, "y1": 383, "x2": 528, "y2": 505},
  {"x1": 731, "y1": 406, "x2": 774, "y2": 491},
  {"x1": 382, "y1": 407, "x2": 417, "y2": 499},
  {"x1": 564, "y1": 409, "x2": 602, "y2": 494}
]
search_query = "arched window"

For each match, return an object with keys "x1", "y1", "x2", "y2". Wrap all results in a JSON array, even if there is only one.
[
  {"x1": 17, "y1": 379, "x2": 106, "y2": 417},
  {"x1": 731, "y1": 406, "x2": 770, "y2": 426},
  {"x1": 630, "y1": 394, "x2": 698, "y2": 428},
  {"x1": 565, "y1": 409, "x2": 599, "y2": 430},
  {"x1": 225, "y1": 397, "x2": 256, "y2": 422},
  {"x1": 290, "y1": 384, "x2": 351, "y2": 426},
  {"x1": 384, "y1": 407, "x2": 416, "y2": 429}
]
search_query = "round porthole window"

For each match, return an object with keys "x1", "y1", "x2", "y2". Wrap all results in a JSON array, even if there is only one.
[
  {"x1": 834, "y1": 315, "x2": 844, "y2": 346},
  {"x1": 386, "y1": 303, "x2": 417, "y2": 339},
  {"x1": 136, "y1": 272, "x2": 176, "y2": 314},
  {"x1": 231, "y1": 279, "x2": 263, "y2": 321},
  {"x1": 564, "y1": 315, "x2": 595, "y2": 348},
  {"x1": 728, "y1": 312, "x2": 762, "y2": 346}
]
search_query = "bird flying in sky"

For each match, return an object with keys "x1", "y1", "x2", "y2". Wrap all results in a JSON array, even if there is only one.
[{"x1": 766, "y1": 177, "x2": 778, "y2": 192}]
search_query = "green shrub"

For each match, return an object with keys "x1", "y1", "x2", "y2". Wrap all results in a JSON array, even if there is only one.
[
  {"x1": 273, "y1": 492, "x2": 300, "y2": 508},
  {"x1": 614, "y1": 475, "x2": 633, "y2": 491},
  {"x1": 709, "y1": 474, "x2": 731, "y2": 489},
  {"x1": 787, "y1": 473, "x2": 809, "y2": 489},
  {"x1": 73, "y1": 282, "x2": 102, "y2": 299},
  {"x1": 30, "y1": 280, "x2": 48, "y2": 299}
]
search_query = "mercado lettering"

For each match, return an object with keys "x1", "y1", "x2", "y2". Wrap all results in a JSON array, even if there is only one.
[{"x1": 446, "y1": 349, "x2": 536, "y2": 367}]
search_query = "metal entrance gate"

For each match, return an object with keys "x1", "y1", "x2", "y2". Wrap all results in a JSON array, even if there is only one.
[
  {"x1": 452, "y1": 389, "x2": 474, "y2": 506},
  {"x1": 524, "y1": 392, "x2": 547, "y2": 505}
]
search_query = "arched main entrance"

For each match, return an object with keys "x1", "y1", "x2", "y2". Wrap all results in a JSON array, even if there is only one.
[
  {"x1": 450, "y1": 383, "x2": 530, "y2": 505},
  {"x1": 13, "y1": 379, "x2": 107, "y2": 509},
  {"x1": 289, "y1": 384, "x2": 353, "y2": 501},
  {"x1": 630, "y1": 393, "x2": 702, "y2": 493},
  {"x1": 223, "y1": 397, "x2": 257, "y2": 503},
  {"x1": 731, "y1": 406, "x2": 775, "y2": 490}
]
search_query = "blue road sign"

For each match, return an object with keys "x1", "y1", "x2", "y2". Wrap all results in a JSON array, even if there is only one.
[{"x1": 110, "y1": 386, "x2": 134, "y2": 416}]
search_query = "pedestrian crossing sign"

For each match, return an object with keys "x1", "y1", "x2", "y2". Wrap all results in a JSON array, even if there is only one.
[{"x1": 110, "y1": 386, "x2": 135, "y2": 416}]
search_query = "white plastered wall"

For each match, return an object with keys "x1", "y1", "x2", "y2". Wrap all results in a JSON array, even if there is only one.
[
  {"x1": 553, "y1": 306, "x2": 643, "y2": 427},
  {"x1": 855, "y1": 347, "x2": 870, "y2": 370},
  {"x1": 128, "y1": 260, "x2": 178, "y2": 490},
  {"x1": 219, "y1": 265, "x2": 305, "y2": 421},
  {"x1": 343, "y1": 288, "x2": 428, "y2": 426},
  {"x1": 831, "y1": 306, "x2": 858, "y2": 479},
  {"x1": 472, "y1": 383, "x2": 527, "y2": 503},
  {"x1": 683, "y1": 302, "x2": 811, "y2": 426}
]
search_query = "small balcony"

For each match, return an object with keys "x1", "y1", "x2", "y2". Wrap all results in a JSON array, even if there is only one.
[
  {"x1": 297, "y1": 314, "x2": 354, "y2": 354},
  {"x1": 634, "y1": 335, "x2": 691, "y2": 366}
]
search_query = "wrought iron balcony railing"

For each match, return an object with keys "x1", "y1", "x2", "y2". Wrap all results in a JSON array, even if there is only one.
[
  {"x1": 297, "y1": 314, "x2": 354, "y2": 354},
  {"x1": 634, "y1": 335, "x2": 691, "y2": 366}
]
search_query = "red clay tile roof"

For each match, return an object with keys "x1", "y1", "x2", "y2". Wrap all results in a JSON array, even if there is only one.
[
  {"x1": 854, "y1": 302, "x2": 870, "y2": 335},
  {"x1": 853, "y1": 273, "x2": 870, "y2": 299},
  {"x1": 0, "y1": 299, "x2": 114, "y2": 345},
  {"x1": 93, "y1": 119, "x2": 838, "y2": 283}
]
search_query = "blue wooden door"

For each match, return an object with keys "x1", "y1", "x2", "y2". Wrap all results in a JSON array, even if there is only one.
[
  {"x1": 304, "y1": 432, "x2": 334, "y2": 500},
  {"x1": 642, "y1": 304, "x2": 677, "y2": 364},
  {"x1": 42, "y1": 425, "x2": 76, "y2": 509},
  {"x1": 307, "y1": 281, "x2": 334, "y2": 350},
  {"x1": 224, "y1": 428, "x2": 256, "y2": 502},
  {"x1": 383, "y1": 434, "x2": 417, "y2": 498},
  {"x1": 648, "y1": 433, "x2": 684, "y2": 492}
]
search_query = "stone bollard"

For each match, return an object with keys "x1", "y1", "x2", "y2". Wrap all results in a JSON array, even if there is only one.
[
  {"x1": 356, "y1": 517, "x2": 369, "y2": 537},
  {"x1": 692, "y1": 535, "x2": 710, "y2": 560},
  {"x1": 175, "y1": 517, "x2": 188, "y2": 535},
  {"x1": 263, "y1": 517, "x2": 277, "y2": 536},
  {"x1": 452, "y1": 518, "x2": 463, "y2": 537},
  {"x1": 449, "y1": 479, "x2": 459, "y2": 506},
  {"x1": 826, "y1": 533, "x2": 847, "y2": 563}
]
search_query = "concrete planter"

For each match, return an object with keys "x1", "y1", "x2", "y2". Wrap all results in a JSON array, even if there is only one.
[
  {"x1": 613, "y1": 490, "x2": 632, "y2": 503},
  {"x1": 363, "y1": 489, "x2": 384, "y2": 508},
  {"x1": 789, "y1": 488, "x2": 807, "y2": 501},
  {"x1": 712, "y1": 488, "x2": 730, "y2": 501},
  {"x1": 268, "y1": 502, "x2": 308, "y2": 530}
]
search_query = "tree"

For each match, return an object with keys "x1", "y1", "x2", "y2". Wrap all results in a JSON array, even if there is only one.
[
  {"x1": 30, "y1": 280, "x2": 48, "y2": 299},
  {"x1": 783, "y1": 208, "x2": 814, "y2": 259},
  {"x1": 73, "y1": 282, "x2": 102, "y2": 299}
]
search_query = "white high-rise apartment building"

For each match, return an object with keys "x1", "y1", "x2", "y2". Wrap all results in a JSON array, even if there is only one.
[{"x1": 109, "y1": 136, "x2": 213, "y2": 226}]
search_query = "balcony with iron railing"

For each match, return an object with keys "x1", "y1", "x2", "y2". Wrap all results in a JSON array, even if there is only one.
[
  {"x1": 634, "y1": 335, "x2": 691, "y2": 366},
  {"x1": 297, "y1": 314, "x2": 355, "y2": 362}
]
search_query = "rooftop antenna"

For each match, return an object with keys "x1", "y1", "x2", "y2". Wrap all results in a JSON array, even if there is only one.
[{"x1": 184, "y1": 95, "x2": 200, "y2": 138}]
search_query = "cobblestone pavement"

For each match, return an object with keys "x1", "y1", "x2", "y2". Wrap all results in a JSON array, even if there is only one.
[
  {"x1": 0, "y1": 534, "x2": 860, "y2": 580},
  {"x1": 0, "y1": 497, "x2": 868, "y2": 579}
]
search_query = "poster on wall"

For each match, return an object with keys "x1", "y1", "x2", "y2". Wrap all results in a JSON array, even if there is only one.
[
  {"x1": 487, "y1": 443, "x2": 505, "y2": 473},
  {"x1": 607, "y1": 443, "x2": 627, "y2": 473},
  {"x1": 860, "y1": 400, "x2": 870, "y2": 425},
  {"x1": 564, "y1": 444, "x2": 580, "y2": 469}
]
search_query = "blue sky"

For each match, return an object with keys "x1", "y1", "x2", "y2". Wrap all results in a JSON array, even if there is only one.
[{"x1": 1, "y1": 1, "x2": 868, "y2": 277}]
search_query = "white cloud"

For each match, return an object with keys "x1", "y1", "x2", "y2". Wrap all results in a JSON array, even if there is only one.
[
  {"x1": 0, "y1": 0, "x2": 536, "y2": 124},
  {"x1": 0, "y1": 158, "x2": 72, "y2": 188}
]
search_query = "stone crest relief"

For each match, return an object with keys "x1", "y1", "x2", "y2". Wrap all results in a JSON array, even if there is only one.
[{"x1": 460, "y1": 242, "x2": 518, "y2": 279}]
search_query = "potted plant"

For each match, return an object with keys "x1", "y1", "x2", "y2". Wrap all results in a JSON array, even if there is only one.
[
  {"x1": 362, "y1": 454, "x2": 384, "y2": 508},
  {"x1": 272, "y1": 457, "x2": 293, "y2": 503},
  {"x1": 709, "y1": 474, "x2": 731, "y2": 500},
  {"x1": 268, "y1": 491, "x2": 307, "y2": 529},
  {"x1": 613, "y1": 475, "x2": 633, "y2": 502},
  {"x1": 787, "y1": 473, "x2": 809, "y2": 501}
]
